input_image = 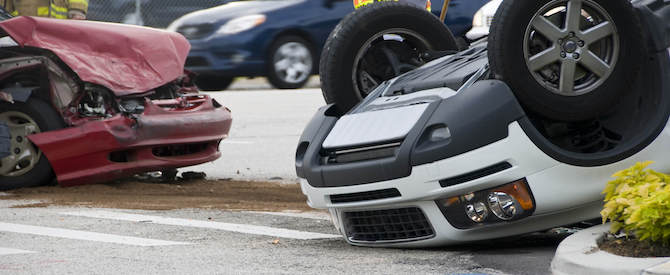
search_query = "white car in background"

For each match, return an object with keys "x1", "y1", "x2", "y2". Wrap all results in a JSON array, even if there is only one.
[{"x1": 466, "y1": 0, "x2": 502, "y2": 40}]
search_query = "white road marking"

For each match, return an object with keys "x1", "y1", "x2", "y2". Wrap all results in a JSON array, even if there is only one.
[
  {"x1": 244, "y1": 211, "x2": 332, "y2": 221},
  {"x1": 0, "y1": 247, "x2": 36, "y2": 255},
  {"x1": 0, "y1": 222, "x2": 189, "y2": 247},
  {"x1": 62, "y1": 210, "x2": 340, "y2": 240}
]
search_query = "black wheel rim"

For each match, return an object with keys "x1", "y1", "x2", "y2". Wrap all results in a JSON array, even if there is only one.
[{"x1": 352, "y1": 28, "x2": 432, "y2": 99}]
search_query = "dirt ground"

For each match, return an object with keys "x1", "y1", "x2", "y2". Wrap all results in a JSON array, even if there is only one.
[
  {"x1": 0, "y1": 179, "x2": 315, "y2": 211},
  {"x1": 599, "y1": 234, "x2": 670, "y2": 257}
]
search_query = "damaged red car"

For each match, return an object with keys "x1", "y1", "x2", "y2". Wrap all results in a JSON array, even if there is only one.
[{"x1": 0, "y1": 13, "x2": 232, "y2": 190}]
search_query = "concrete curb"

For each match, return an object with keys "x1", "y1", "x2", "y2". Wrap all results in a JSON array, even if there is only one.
[{"x1": 551, "y1": 224, "x2": 670, "y2": 275}]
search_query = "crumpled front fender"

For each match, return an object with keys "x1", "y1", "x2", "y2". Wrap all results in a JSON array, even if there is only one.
[{"x1": 27, "y1": 95, "x2": 232, "y2": 186}]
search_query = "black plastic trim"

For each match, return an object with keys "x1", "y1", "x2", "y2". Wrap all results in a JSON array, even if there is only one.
[
  {"x1": 295, "y1": 104, "x2": 339, "y2": 180},
  {"x1": 330, "y1": 188, "x2": 401, "y2": 204},
  {"x1": 295, "y1": 80, "x2": 526, "y2": 187},
  {"x1": 343, "y1": 207, "x2": 435, "y2": 243},
  {"x1": 411, "y1": 80, "x2": 526, "y2": 166},
  {"x1": 325, "y1": 143, "x2": 401, "y2": 164},
  {"x1": 439, "y1": 162, "x2": 512, "y2": 187}
]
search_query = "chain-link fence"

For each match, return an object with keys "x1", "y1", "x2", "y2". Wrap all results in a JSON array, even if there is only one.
[{"x1": 87, "y1": 0, "x2": 228, "y2": 29}]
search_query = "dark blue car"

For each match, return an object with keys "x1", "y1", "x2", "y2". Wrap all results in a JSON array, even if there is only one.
[{"x1": 168, "y1": 0, "x2": 488, "y2": 90}]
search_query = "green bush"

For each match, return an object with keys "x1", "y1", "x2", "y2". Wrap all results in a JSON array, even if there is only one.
[{"x1": 601, "y1": 161, "x2": 670, "y2": 246}]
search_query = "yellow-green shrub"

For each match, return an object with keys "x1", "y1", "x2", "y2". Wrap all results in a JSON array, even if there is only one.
[{"x1": 601, "y1": 161, "x2": 670, "y2": 245}]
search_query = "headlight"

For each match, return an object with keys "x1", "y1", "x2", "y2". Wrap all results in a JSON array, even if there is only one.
[
  {"x1": 436, "y1": 178, "x2": 536, "y2": 229},
  {"x1": 217, "y1": 14, "x2": 266, "y2": 35}
]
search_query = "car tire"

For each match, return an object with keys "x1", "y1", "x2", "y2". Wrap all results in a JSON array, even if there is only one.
[
  {"x1": 267, "y1": 36, "x2": 314, "y2": 90},
  {"x1": 488, "y1": 0, "x2": 644, "y2": 121},
  {"x1": 320, "y1": 2, "x2": 458, "y2": 114},
  {"x1": 0, "y1": 98, "x2": 65, "y2": 190},
  {"x1": 195, "y1": 75, "x2": 234, "y2": 91}
]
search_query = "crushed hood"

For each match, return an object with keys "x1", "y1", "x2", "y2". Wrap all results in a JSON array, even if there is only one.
[{"x1": 0, "y1": 16, "x2": 190, "y2": 96}]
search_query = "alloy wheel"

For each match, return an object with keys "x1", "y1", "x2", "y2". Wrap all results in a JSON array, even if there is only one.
[
  {"x1": 273, "y1": 42, "x2": 313, "y2": 85},
  {"x1": 523, "y1": 0, "x2": 619, "y2": 97},
  {"x1": 0, "y1": 111, "x2": 42, "y2": 177}
]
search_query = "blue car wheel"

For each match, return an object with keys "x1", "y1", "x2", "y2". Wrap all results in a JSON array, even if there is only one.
[{"x1": 267, "y1": 36, "x2": 314, "y2": 89}]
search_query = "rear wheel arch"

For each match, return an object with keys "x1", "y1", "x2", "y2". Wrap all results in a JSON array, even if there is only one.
[{"x1": 1, "y1": 67, "x2": 59, "y2": 106}]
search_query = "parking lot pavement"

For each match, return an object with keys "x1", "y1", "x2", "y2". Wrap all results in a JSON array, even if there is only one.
[
  {"x1": 0, "y1": 206, "x2": 513, "y2": 274},
  {"x1": 192, "y1": 89, "x2": 325, "y2": 183},
  {"x1": 227, "y1": 76, "x2": 321, "y2": 91}
]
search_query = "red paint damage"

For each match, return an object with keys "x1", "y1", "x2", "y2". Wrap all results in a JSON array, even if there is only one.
[
  {"x1": 28, "y1": 95, "x2": 232, "y2": 187},
  {"x1": 0, "y1": 16, "x2": 232, "y2": 186},
  {"x1": 0, "y1": 16, "x2": 189, "y2": 96}
]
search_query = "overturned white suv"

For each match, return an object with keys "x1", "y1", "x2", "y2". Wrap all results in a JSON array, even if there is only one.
[{"x1": 296, "y1": 0, "x2": 670, "y2": 247}]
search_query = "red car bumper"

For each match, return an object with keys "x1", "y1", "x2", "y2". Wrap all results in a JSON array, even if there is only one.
[{"x1": 28, "y1": 95, "x2": 232, "y2": 186}]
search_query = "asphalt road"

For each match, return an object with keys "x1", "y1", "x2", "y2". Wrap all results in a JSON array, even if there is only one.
[
  {"x1": 193, "y1": 88, "x2": 324, "y2": 182},
  {"x1": 0, "y1": 81, "x2": 568, "y2": 274},
  {"x1": 0, "y1": 202, "x2": 565, "y2": 275}
]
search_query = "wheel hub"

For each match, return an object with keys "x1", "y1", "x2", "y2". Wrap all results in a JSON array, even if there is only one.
[
  {"x1": 0, "y1": 111, "x2": 41, "y2": 177},
  {"x1": 273, "y1": 42, "x2": 312, "y2": 84},
  {"x1": 562, "y1": 40, "x2": 578, "y2": 53},
  {"x1": 523, "y1": 0, "x2": 619, "y2": 97}
]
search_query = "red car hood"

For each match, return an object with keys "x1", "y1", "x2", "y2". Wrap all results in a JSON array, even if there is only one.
[{"x1": 0, "y1": 16, "x2": 190, "y2": 96}]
